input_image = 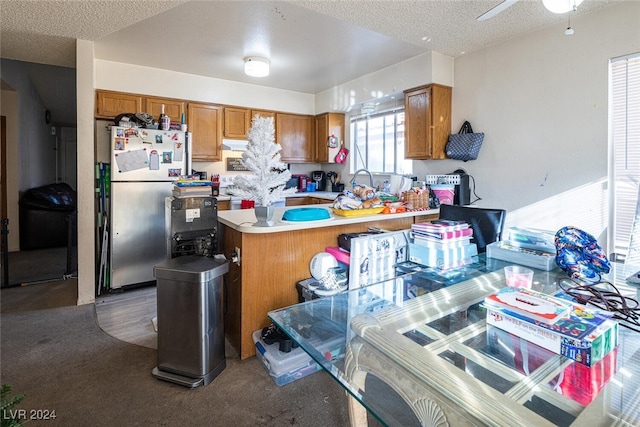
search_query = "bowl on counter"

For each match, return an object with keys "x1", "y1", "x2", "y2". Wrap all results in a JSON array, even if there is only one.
[{"x1": 281, "y1": 207, "x2": 332, "y2": 222}]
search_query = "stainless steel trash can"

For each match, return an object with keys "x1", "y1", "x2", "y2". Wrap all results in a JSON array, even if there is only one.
[{"x1": 151, "y1": 255, "x2": 229, "y2": 388}]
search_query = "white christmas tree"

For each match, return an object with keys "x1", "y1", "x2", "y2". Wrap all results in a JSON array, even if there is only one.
[{"x1": 232, "y1": 115, "x2": 297, "y2": 206}]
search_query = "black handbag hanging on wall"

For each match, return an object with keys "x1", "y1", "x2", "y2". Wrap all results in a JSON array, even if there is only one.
[{"x1": 446, "y1": 121, "x2": 484, "y2": 162}]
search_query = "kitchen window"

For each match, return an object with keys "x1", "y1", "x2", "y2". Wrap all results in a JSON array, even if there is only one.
[
  {"x1": 610, "y1": 52, "x2": 640, "y2": 261},
  {"x1": 350, "y1": 107, "x2": 412, "y2": 175}
]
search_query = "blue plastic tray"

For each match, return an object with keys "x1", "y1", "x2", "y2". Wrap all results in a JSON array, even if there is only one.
[{"x1": 282, "y1": 208, "x2": 331, "y2": 222}]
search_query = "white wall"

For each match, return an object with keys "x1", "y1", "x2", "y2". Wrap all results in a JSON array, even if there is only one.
[
  {"x1": 1, "y1": 59, "x2": 58, "y2": 192},
  {"x1": 415, "y1": 1, "x2": 640, "y2": 244},
  {"x1": 315, "y1": 50, "x2": 454, "y2": 113},
  {"x1": 58, "y1": 126, "x2": 77, "y2": 189},
  {"x1": 313, "y1": 1, "x2": 639, "y2": 243},
  {"x1": 95, "y1": 60, "x2": 315, "y2": 115},
  {"x1": 76, "y1": 39, "x2": 96, "y2": 305}
]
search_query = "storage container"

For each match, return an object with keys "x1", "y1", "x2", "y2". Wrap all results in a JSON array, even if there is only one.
[
  {"x1": 486, "y1": 241, "x2": 557, "y2": 271},
  {"x1": 252, "y1": 329, "x2": 343, "y2": 387},
  {"x1": 430, "y1": 184, "x2": 455, "y2": 205},
  {"x1": 400, "y1": 189, "x2": 430, "y2": 209}
]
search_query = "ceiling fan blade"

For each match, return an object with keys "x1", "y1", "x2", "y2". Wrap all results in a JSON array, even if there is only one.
[{"x1": 477, "y1": 0, "x2": 520, "y2": 21}]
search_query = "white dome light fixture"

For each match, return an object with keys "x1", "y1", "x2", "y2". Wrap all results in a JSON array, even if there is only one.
[
  {"x1": 543, "y1": 0, "x2": 584, "y2": 14},
  {"x1": 244, "y1": 57, "x2": 270, "y2": 78}
]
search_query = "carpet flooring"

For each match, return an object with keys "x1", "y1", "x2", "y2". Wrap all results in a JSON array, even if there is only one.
[
  {"x1": 0, "y1": 279, "x2": 363, "y2": 426},
  {"x1": 3, "y1": 247, "x2": 72, "y2": 287}
]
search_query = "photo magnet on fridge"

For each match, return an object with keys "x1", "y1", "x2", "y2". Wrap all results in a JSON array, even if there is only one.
[{"x1": 149, "y1": 150, "x2": 160, "y2": 170}]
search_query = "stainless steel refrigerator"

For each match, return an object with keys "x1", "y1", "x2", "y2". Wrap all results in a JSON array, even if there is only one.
[{"x1": 110, "y1": 126, "x2": 190, "y2": 289}]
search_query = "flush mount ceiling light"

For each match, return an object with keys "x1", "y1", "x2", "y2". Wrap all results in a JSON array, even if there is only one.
[
  {"x1": 543, "y1": 0, "x2": 584, "y2": 14},
  {"x1": 244, "y1": 57, "x2": 270, "y2": 78}
]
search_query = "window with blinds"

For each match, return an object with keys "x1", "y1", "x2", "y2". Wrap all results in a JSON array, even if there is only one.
[
  {"x1": 350, "y1": 107, "x2": 412, "y2": 175},
  {"x1": 611, "y1": 52, "x2": 640, "y2": 259}
]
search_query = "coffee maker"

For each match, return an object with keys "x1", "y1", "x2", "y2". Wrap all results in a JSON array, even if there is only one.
[
  {"x1": 311, "y1": 171, "x2": 327, "y2": 191},
  {"x1": 451, "y1": 169, "x2": 471, "y2": 206}
]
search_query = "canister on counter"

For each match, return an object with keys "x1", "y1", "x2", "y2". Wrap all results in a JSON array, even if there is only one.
[{"x1": 211, "y1": 174, "x2": 220, "y2": 196}]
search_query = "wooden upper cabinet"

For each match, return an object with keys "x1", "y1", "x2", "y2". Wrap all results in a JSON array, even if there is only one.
[
  {"x1": 315, "y1": 112, "x2": 345, "y2": 163},
  {"x1": 403, "y1": 84, "x2": 452, "y2": 160},
  {"x1": 188, "y1": 102, "x2": 223, "y2": 162},
  {"x1": 145, "y1": 97, "x2": 185, "y2": 125},
  {"x1": 276, "y1": 113, "x2": 314, "y2": 163},
  {"x1": 251, "y1": 110, "x2": 276, "y2": 126},
  {"x1": 224, "y1": 107, "x2": 251, "y2": 139},
  {"x1": 95, "y1": 90, "x2": 142, "y2": 119},
  {"x1": 95, "y1": 90, "x2": 186, "y2": 123}
]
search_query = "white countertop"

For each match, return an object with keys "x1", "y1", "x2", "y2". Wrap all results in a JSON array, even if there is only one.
[
  {"x1": 217, "y1": 204, "x2": 439, "y2": 234},
  {"x1": 215, "y1": 191, "x2": 338, "y2": 202}
]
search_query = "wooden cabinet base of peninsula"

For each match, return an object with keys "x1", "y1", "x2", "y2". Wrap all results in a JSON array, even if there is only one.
[{"x1": 221, "y1": 216, "x2": 415, "y2": 359}]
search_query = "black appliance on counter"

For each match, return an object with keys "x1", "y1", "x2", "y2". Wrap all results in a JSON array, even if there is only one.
[
  {"x1": 311, "y1": 171, "x2": 327, "y2": 191},
  {"x1": 452, "y1": 170, "x2": 471, "y2": 206}
]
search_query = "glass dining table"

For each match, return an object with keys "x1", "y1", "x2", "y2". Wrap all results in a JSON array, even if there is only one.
[{"x1": 268, "y1": 256, "x2": 640, "y2": 426}]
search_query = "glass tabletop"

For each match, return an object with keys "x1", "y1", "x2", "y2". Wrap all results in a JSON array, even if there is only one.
[{"x1": 268, "y1": 256, "x2": 640, "y2": 426}]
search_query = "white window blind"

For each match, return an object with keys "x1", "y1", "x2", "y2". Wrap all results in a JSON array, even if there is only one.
[
  {"x1": 350, "y1": 107, "x2": 412, "y2": 175},
  {"x1": 611, "y1": 52, "x2": 640, "y2": 259}
]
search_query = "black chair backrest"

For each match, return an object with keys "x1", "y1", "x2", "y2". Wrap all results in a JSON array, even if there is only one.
[{"x1": 438, "y1": 204, "x2": 507, "y2": 253}]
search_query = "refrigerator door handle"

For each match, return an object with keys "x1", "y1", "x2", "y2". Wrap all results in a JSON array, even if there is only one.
[{"x1": 185, "y1": 132, "x2": 192, "y2": 176}]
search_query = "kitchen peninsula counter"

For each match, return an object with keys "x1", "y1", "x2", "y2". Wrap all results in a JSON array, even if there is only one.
[
  {"x1": 214, "y1": 190, "x2": 338, "y2": 203},
  {"x1": 219, "y1": 205, "x2": 439, "y2": 359},
  {"x1": 217, "y1": 204, "x2": 436, "y2": 233}
]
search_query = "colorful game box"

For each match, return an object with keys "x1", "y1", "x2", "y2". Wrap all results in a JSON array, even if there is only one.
[{"x1": 485, "y1": 289, "x2": 618, "y2": 366}]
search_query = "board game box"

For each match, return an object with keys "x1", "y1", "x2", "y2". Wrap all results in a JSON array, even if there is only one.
[{"x1": 485, "y1": 289, "x2": 618, "y2": 366}]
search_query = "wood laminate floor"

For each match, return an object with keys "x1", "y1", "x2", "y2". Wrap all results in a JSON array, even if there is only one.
[{"x1": 95, "y1": 286, "x2": 158, "y2": 349}]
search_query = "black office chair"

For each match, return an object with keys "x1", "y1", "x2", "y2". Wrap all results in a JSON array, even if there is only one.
[{"x1": 438, "y1": 204, "x2": 507, "y2": 253}]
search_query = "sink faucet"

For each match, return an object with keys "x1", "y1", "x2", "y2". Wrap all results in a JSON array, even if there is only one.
[{"x1": 351, "y1": 169, "x2": 374, "y2": 188}]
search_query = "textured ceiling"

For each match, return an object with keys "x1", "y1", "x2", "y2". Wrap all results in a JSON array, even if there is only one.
[
  {"x1": 0, "y1": 1, "x2": 188, "y2": 68},
  {"x1": 0, "y1": 0, "x2": 623, "y2": 125}
]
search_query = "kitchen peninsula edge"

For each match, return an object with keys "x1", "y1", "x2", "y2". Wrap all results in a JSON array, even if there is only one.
[{"x1": 218, "y1": 205, "x2": 439, "y2": 359}]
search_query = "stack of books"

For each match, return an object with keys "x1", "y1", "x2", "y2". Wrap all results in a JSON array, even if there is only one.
[
  {"x1": 484, "y1": 287, "x2": 618, "y2": 367},
  {"x1": 486, "y1": 226, "x2": 557, "y2": 271},
  {"x1": 172, "y1": 180, "x2": 212, "y2": 198},
  {"x1": 408, "y1": 220, "x2": 478, "y2": 269}
]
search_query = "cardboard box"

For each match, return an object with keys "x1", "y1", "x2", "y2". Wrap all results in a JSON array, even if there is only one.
[
  {"x1": 485, "y1": 301, "x2": 618, "y2": 366},
  {"x1": 485, "y1": 287, "x2": 572, "y2": 324},
  {"x1": 252, "y1": 330, "x2": 343, "y2": 386}
]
